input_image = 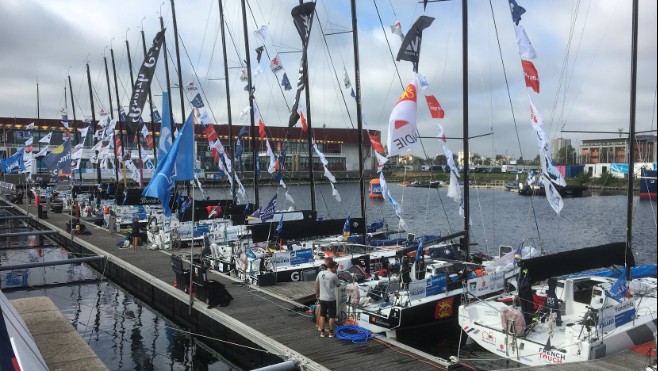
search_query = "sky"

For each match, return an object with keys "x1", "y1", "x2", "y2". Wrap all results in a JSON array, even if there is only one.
[{"x1": 0, "y1": 0, "x2": 656, "y2": 161}]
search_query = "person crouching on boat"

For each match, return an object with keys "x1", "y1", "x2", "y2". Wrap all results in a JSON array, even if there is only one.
[{"x1": 317, "y1": 260, "x2": 340, "y2": 338}]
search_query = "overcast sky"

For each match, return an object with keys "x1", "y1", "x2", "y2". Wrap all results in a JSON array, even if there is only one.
[{"x1": 0, "y1": 0, "x2": 656, "y2": 160}]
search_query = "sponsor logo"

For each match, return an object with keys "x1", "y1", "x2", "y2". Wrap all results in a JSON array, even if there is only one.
[
  {"x1": 538, "y1": 347, "x2": 566, "y2": 364},
  {"x1": 481, "y1": 331, "x2": 496, "y2": 345},
  {"x1": 434, "y1": 297, "x2": 454, "y2": 320},
  {"x1": 290, "y1": 271, "x2": 300, "y2": 282}
]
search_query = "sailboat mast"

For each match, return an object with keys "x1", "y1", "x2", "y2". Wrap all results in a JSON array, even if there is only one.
[
  {"x1": 103, "y1": 55, "x2": 119, "y2": 184},
  {"x1": 170, "y1": 0, "x2": 186, "y2": 125},
  {"x1": 159, "y1": 16, "x2": 175, "y2": 142},
  {"x1": 461, "y1": 0, "x2": 470, "y2": 258},
  {"x1": 241, "y1": 0, "x2": 259, "y2": 207},
  {"x1": 126, "y1": 36, "x2": 144, "y2": 188},
  {"x1": 350, "y1": 0, "x2": 367, "y2": 242},
  {"x1": 301, "y1": 0, "x2": 316, "y2": 211},
  {"x1": 36, "y1": 79, "x2": 40, "y2": 153},
  {"x1": 140, "y1": 28, "x2": 158, "y2": 163},
  {"x1": 625, "y1": 0, "x2": 639, "y2": 279},
  {"x1": 218, "y1": 0, "x2": 236, "y2": 202},
  {"x1": 86, "y1": 63, "x2": 101, "y2": 190},
  {"x1": 110, "y1": 47, "x2": 127, "y2": 191},
  {"x1": 68, "y1": 73, "x2": 83, "y2": 183}
]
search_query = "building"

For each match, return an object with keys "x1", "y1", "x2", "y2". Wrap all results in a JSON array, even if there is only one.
[
  {"x1": 0, "y1": 117, "x2": 379, "y2": 181},
  {"x1": 579, "y1": 135, "x2": 656, "y2": 164},
  {"x1": 551, "y1": 138, "x2": 571, "y2": 159}
]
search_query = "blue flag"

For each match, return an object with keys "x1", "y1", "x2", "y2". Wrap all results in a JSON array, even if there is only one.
[
  {"x1": 415, "y1": 236, "x2": 425, "y2": 263},
  {"x1": 158, "y1": 91, "x2": 173, "y2": 160},
  {"x1": 342, "y1": 215, "x2": 350, "y2": 241},
  {"x1": 191, "y1": 93, "x2": 204, "y2": 108},
  {"x1": 42, "y1": 139, "x2": 71, "y2": 175},
  {"x1": 281, "y1": 73, "x2": 292, "y2": 91},
  {"x1": 508, "y1": 0, "x2": 526, "y2": 26},
  {"x1": 260, "y1": 194, "x2": 277, "y2": 222},
  {"x1": 173, "y1": 112, "x2": 195, "y2": 181},
  {"x1": 2, "y1": 148, "x2": 25, "y2": 173},
  {"x1": 608, "y1": 269, "x2": 629, "y2": 301},
  {"x1": 514, "y1": 241, "x2": 524, "y2": 266},
  {"x1": 276, "y1": 213, "x2": 284, "y2": 234},
  {"x1": 143, "y1": 120, "x2": 193, "y2": 216},
  {"x1": 152, "y1": 109, "x2": 161, "y2": 123},
  {"x1": 235, "y1": 127, "x2": 248, "y2": 159}
]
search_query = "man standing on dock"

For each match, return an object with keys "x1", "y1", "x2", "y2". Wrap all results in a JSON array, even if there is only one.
[{"x1": 317, "y1": 260, "x2": 339, "y2": 338}]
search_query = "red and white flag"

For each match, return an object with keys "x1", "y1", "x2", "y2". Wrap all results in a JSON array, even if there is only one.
[
  {"x1": 522, "y1": 60, "x2": 540, "y2": 93},
  {"x1": 425, "y1": 95, "x2": 445, "y2": 119},
  {"x1": 300, "y1": 111, "x2": 308, "y2": 132},
  {"x1": 367, "y1": 131, "x2": 385, "y2": 153},
  {"x1": 258, "y1": 119, "x2": 266, "y2": 139},
  {"x1": 386, "y1": 79, "x2": 419, "y2": 157}
]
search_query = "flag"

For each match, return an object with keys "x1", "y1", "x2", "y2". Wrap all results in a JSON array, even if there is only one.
[
  {"x1": 521, "y1": 60, "x2": 540, "y2": 93},
  {"x1": 142, "y1": 120, "x2": 192, "y2": 216},
  {"x1": 186, "y1": 81, "x2": 197, "y2": 91},
  {"x1": 607, "y1": 269, "x2": 630, "y2": 301},
  {"x1": 255, "y1": 46, "x2": 264, "y2": 63},
  {"x1": 350, "y1": 88, "x2": 356, "y2": 98},
  {"x1": 375, "y1": 151, "x2": 388, "y2": 172},
  {"x1": 367, "y1": 131, "x2": 385, "y2": 153},
  {"x1": 396, "y1": 16, "x2": 435, "y2": 72},
  {"x1": 1, "y1": 148, "x2": 25, "y2": 173},
  {"x1": 425, "y1": 95, "x2": 445, "y2": 119},
  {"x1": 204, "y1": 125, "x2": 218, "y2": 142},
  {"x1": 26, "y1": 122, "x2": 35, "y2": 130},
  {"x1": 288, "y1": 2, "x2": 316, "y2": 128},
  {"x1": 235, "y1": 126, "x2": 248, "y2": 160},
  {"x1": 300, "y1": 111, "x2": 308, "y2": 132},
  {"x1": 342, "y1": 215, "x2": 350, "y2": 241},
  {"x1": 415, "y1": 236, "x2": 425, "y2": 263},
  {"x1": 24, "y1": 137, "x2": 33, "y2": 147},
  {"x1": 42, "y1": 138, "x2": 71, "y2": 175},
  {"x1": 417, "y1": 73, "x2": 430, "y2": 94},
  {"x1": 508, "y1": 0, "x2": 526, "y2": 26},
  {"x1": 342, "y1": 67, "x2": 352, "y2": 89},
  {"x1": 239, "y1": 68, "x2": 248, "y2": 82},
  {"x1": 390, "y1": 21, "x2": 405, "y2": 41},
  {"x1": 258, "y1": 119, "x2": 266, "y2": 139},
  {"x1": 247, "y1": 208, "x2": 261, "y2": 221},
  {"x1": 79, "y1": 126, "x2": 89, "y2": 139},
  {"x1": 270, "y1": 54, "x2": 284, "y2": 73},
  {"x1": 515, "y1": 25, "x2": 536, "y2": 60},
  {"x1": 260, "y1": 194, "x2": 277, "y2": 222},
  {"x1": 191, "y1": 93, "x2": 204, "y2": 108},
  {"x1": 254, "y1": 25, "x2": 268, "y2": 41},
  {"x1": 159, "y1": 91, "x2": 173, "y2": 160},
  {"x1": 276, "y1": 214, "x2": 284, "y2": 235},
  {"x1": 35, "y1": 146, "x2": 48, "y2": 157},
  {"x1": 386, "y1": 78, "x2": 419, "y2": 157},
  {"x1": 281, "y1": 73, "x2": 292, "y2": 90},
  {"x1": 173, "y1": 112, "x2": 195, "y2": 181},
  {"x1": 126, "y1": 29, "x2": 165, "y2": 135},
  {"x1": 153, "y1": 109, "x2": 161, "y2": 123},
  {"x1": 513, "y1": 241, "x2": 524, "y2": 266}
]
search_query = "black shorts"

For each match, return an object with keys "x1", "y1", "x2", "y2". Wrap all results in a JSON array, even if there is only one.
[{"x1": 319, "y1": 300, "x2": 337, "y2": 318}]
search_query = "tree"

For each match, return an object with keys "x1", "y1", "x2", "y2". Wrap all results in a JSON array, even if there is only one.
[{"x1": 556, "y1": 144, "x2": 576, "y2": 164}]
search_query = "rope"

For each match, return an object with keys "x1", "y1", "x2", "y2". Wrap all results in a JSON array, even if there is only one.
[{"x1": 335, "y1": 324, "x2": 372, "y2": 344}]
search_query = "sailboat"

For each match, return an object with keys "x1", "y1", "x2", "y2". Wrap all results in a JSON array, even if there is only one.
[
  {"x1": 1, "y1": 289, "x2": 48, "y2": 370},
  {"x1": 457, "y1": 0, "x2": 657, "y2": 366}
]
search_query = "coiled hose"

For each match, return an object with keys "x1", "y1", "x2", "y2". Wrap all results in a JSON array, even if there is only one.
[{"x1": 335, "y1": 324, "x2": 372, "y2": 344}]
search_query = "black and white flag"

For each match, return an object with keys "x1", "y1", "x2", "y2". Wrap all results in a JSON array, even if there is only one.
[
  {"x1": 396, "y1": 16, "x2": 434, "y2": 72},
  {"x1": 288, "y1": 2, "x2": 316, "y2": 128},
  {"x1": 126, "y1": 29, "x2": 165, "y2": 135}
]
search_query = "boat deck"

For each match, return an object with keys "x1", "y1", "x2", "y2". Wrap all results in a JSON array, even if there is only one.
[{"x1": 5, "y1": 200, "x2": 452, "y2": 370}]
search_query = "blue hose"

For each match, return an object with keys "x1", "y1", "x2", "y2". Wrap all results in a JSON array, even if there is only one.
[{"x1": 335, "y1": 324, "x2": 372, "y2": 344}]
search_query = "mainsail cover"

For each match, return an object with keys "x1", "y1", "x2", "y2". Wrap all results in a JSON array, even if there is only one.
[
  {"x1": 521, "y1": 242, "x2": 634, "y2": 283},
  {"x1": 126, "y1": 29, "x2": 165, "y2": 135}
]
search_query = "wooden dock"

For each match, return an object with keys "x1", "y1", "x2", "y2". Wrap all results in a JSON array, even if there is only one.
[{"x1": 3, "y1": 200, "x2": 453, "y2": 370}]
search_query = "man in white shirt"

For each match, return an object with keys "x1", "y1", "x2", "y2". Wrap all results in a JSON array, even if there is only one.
[{"x1": 317, "y1": 260, "x2": 339, "y2": 337}]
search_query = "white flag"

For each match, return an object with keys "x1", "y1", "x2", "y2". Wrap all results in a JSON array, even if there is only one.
[
  {"x1": 254, "y1": 25, "x2": 268, "y2": 41},
  {"x1": 379, "y1": 172, "x2": 389, "y2": 199},
  {"x1": 515, "y1": 25, "x2": 537, "y2": 60},
  {"x1": 542, "y1": 175, "x2": 564, "y2": 214},
  {"x1": 141, "y1": 124, "x2": 150, "y2": 139},
  {"x1": 387, "y1": 78, "x2": 419, "y2": 157},
  {"x1": 26, "y1": 122, "x2": 35, "y2": 130},
  {"x1": 390, "y1": 21, "x2": 405, "y2": 41},
  {"x1": 265, "y1": 140, "x2": 276, "y2": 174},
  {"x1": 417, "y1": 73, "x2": 430, "y2": 95},
  {"x1": 323, "y1": 166, "x2": 336, "y2": 183},
  {"x1": 312, "y1": 142, "x2": 329, "y2": 166},
  {"x1": 24, "y1": 137, "x2": 33, "y2": 146},
  {"x1": 330, "y1": 183, "x2": 341, "y2": 202},
  {"x1": 39, "y1": 132, "x2": 53, "y2": 144},
  {"x1": 285, "y1": 191, "x2": 296, "y2": 206},
  {"x1": 79, "y1": 126, "x2": 89, "y2": 138},
  {"x1": 375, "y1": 151, "x2": 388, "y2": 172},
  {"x1": 342, "y1": 67, "x2": 352, "y2": 89},
  {"x1": 35, "y1": 146, "x2": 48, "y2": 157}
]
